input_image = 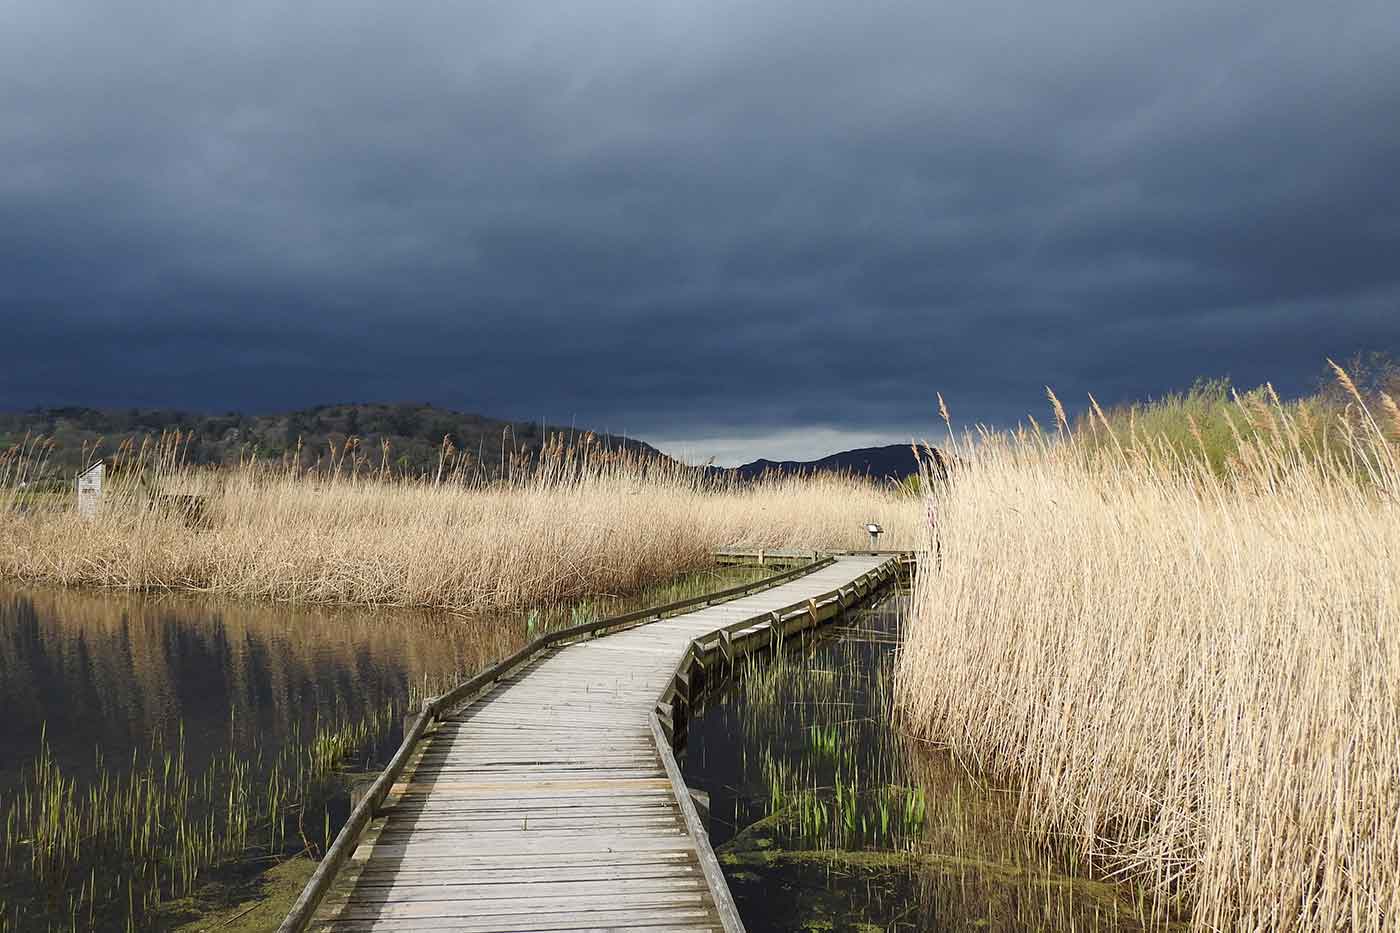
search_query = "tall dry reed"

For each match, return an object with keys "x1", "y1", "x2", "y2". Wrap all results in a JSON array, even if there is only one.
[
  {"x1": 0, "y1": 435, "x2": 919, "y2": 613},
  {"x1": 897, "y1": 371, "x2": 1400, "y2": 930}
]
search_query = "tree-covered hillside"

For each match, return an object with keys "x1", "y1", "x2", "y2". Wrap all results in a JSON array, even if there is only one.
[{"x1": 0, "y1": 403, "x2": 662, "y2": 479}]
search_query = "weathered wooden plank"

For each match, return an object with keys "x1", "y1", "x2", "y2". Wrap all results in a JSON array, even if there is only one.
[
  {"x1": 336, "y1": 877, "x2": 706, "y2": 905},
  {"x1": 386, "y1": 802, "x2": 678, "y2": 819},
  {"x1": 389, "y1": 778, "x2": 673, "y2": 796},
  {"x1": 374, "y1": 815, "x2": 683, "y2": 834},
  {"x1": 318, "y1": 914, "x2": 718, "y2": 933},
  {"x1": 355, "y1": 832, "x2": 697, "y2": 860},
  {"x1": 347, "y1": 862, "x2": 701, "y2": 885},
  {"x1": 414, "y1": 756, "x2": 658, "y2": 767},
  {"x1": 350, "y1": 851, "x2": 700, "y2": 871},
  {"x1": 350, "y1": 849, "x2": 702, "y2": 869},
  {"x1": 328, "y1": 894, "x2": 713, "y2": 921},
  {"x1": 401, "y1": 769, "x2": 667, "y2": 783},
  {"x1": 381, "y1": 790, "x2": 676, "y2": 807}
]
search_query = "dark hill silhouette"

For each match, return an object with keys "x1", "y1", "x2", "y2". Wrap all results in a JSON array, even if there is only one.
[
  {"x1": 730, "y1": 443, "x2": 921, "y2": 481},
  {"x1": 3, "y1": 405, "x2": 937, "y2": 487},
  {"x1": 0, "y1": 403, "x2": 662, "y2": 479}
]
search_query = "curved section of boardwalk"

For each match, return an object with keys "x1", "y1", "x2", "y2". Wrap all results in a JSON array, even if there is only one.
[{"x1": 312, "y1": 555, "x2": 893, "y2": 932}]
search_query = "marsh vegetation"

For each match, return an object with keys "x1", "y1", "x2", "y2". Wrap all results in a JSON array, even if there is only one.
[
  {"x1": 684, "y1": 592, "x2": 1165, "y2": 932},
  {"x1": 900, "y1": 365, "x2": 1400, "y2": 931},
  {"x1": 0, "y1": 435, "x2": 919, "y2": 614},
  {"x1": 5, "y1": 359, "x2": 1394, "y2": 930}
]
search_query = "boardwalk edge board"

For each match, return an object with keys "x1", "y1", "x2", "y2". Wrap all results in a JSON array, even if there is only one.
[
  {"x1": 278, "y1": 551, "x2": 907, "y2": 933},
  {"x1": 649, "y1": 555, "x2": 901, "y2": 933}
]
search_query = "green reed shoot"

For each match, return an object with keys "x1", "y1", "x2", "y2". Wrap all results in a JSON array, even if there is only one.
[{"x1": 0, "y1": 700, "x2": 400, "y2": 931}]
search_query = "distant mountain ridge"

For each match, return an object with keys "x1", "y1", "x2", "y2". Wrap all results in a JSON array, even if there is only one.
[
  {"x1": 729, "y1": 443, "x2": 920, "y2": 481},
  {"x1": 0, "y1": 403, "x2": 662, "y2": 478},
  {"x1": 2, "y1": 404, "x2": 924, "y2": 485}
]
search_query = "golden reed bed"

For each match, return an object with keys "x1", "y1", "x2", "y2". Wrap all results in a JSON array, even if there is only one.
[
  {"x1": 0, "y1": 437, "x2": 919, "y2": 614},
  {"x1": 899, "y1": 370, "x2": 1400, "y2": 931}
]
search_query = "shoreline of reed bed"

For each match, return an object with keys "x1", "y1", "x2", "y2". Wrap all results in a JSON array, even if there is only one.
[
  {"x1": 0, "y1": 438, "x2": 920, "y2": 615},
  {"x1": 897, "y1": 371, "x2": 1400, "y2": 931}
]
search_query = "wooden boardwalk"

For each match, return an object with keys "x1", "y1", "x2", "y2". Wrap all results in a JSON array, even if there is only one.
[{"x1": 304, "y1": 555, "x2": 896, "y2": 933}]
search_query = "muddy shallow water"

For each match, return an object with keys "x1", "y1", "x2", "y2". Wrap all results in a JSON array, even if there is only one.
[{"x1": 681, "y1": 590, "x2": 1171, "y2": 933}]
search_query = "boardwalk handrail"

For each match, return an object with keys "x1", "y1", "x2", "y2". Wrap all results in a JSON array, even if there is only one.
[
  {"x1": 716, "y1": 547, "x2": 920, "y2": 559},
  {"x1": 647, "y1": 553, "x2": 905, "y2": 932},
  {"x1": 652, "y1": 554, "x2": 903, "y2": 741},
  {"x1": 277, "y1": 554, "x2": 834, "y2": 933}
]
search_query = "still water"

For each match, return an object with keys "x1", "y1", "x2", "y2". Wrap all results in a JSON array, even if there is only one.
[
  {"x1": 0, "y1": 566, "x2": 769, "y2": 930},
  {"x1": 682, "y1": 591, "x2": 1173, "y2": 933},
  {"x1": 0, "y1": 586, "x2": 507, "y2": 790},
  {"x1": 0, "y1": 567, "x2": 769, "y2": 791}
]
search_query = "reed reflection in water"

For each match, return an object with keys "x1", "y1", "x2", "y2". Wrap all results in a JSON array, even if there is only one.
[
  {"x1": 0, "y1": 583, "x2": 524, "y2": 929},
  {"x1": 0, "y1": 585, "x2": 520, "y2": 787}
]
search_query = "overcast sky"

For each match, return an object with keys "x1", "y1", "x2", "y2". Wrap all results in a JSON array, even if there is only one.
[{"x1": 3, "y1": 0, "x2": 1398, "y2": 464}]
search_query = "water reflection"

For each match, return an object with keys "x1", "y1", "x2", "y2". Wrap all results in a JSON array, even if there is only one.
[
  {"x1": 0, "y1": 563, "x2": 771, "y2": 791},
  {"x1": 0, "y1": 564, "x2": 772, "y2": 929},
  {"x1": 0, "y1": 586, "x2": 518, "y2": 787},
  {"x1": 682, "y1": 591, "x2": 1176, "y2": 933}
]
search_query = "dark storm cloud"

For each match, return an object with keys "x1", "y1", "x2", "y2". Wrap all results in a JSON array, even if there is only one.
[{"x1": 3, "y1": 0, "x2": 1399, "y2": 461}]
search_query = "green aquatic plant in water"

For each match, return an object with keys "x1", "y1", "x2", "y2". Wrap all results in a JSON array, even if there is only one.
[
  {"x1": 688, "y1": 591, "x2": 1179, "y2": 932},
  {"x1": 0, "y1": 705, "x2": 399, "y2": 932},
  {"x1": 807, "y1": 722, "x2": 840, "y2": 758},
  {"x1": 762, "y1": 756, "x2": 928, "y2": 854}
]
